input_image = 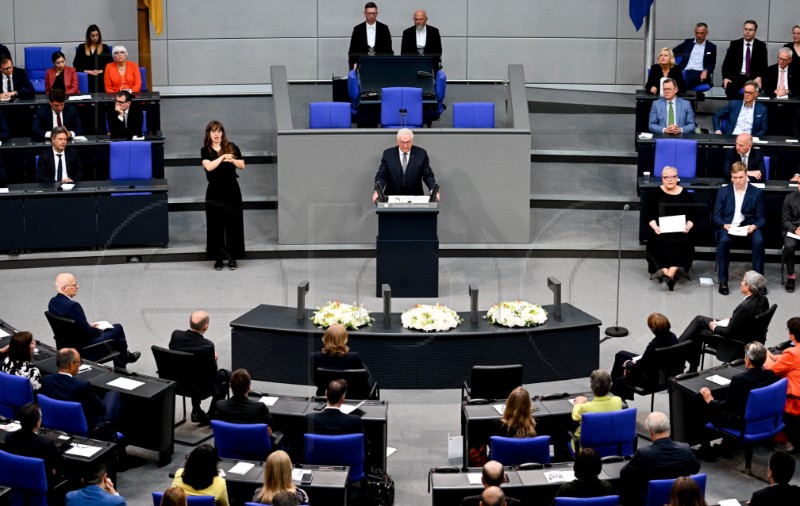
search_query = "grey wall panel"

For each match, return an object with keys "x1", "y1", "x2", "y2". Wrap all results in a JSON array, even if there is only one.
[
  {"x1": 441, "y1": 38, "x2": 467, "y2": 81},
  {"x1": 151, "y1": 40, "x2": 168, "y2": 87},
  {"x1": 13, "y1": 0, "x2": 136, "y2": 43},
  {"x1": 616, "y1": 0, "x2": 644, "y2": 40},
  {"x1": 168, "y1": 39, "x2": 317, "y2": 85},
  {"x1": 469, "y1": 0, "x2": 618, "y2": 38},
  {"x1": 167, "y1": 0, "x2": 318, "y2": 39},
  {"x1": 696, "y1": 3, "x2": 771, "y2": 43},
  {"x1": 317, "y1": 38, "x2": 351, "y2": 79},
  {"x1": 0, "y1": 0, "x2": 14, "y2": 43},
  {"x1": 318, "y1": 0, "x2": 363, "y2": 38},
  {"x1": 318, "y1": 0, "x2": 467, "y2": 38},
  {"x1": 652, "y1": 1, "x2": 749, "y2": 40},
  {"x1": 468, "y1": 39, "x2": 617, "y2": 83},
  {"x1": 616, "y1": 39, "x2": 645, "y2": 86},
  {"x1": 766, "y1": 0, "x2": 799, "y2": 41}
]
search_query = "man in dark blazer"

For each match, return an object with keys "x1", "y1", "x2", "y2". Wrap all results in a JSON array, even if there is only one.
[
  {"x1": 782, "y1": 185, "x2": 800, "y2": 292},
  {"x1": 673, "y1": 22, "x2": 717, "y2": 89},
  {"x1": 0, "y1": 54, "x2": 34, "y2": 100},
  {"x1": 106, "y1": 90, "x2": 144, "y2": 139},
  {"x1": 678, "y1": 270, "x2": 769, "y2": 372},
  {"x1": 373, "y1": 128, "x2": 437, "y2": 202},
  {"x1": 723, "y1": 133, "x2": 765, "y2": 180},
  {"x1": 721, "y1": 20, "x2": 768, "y2": 98},
  {"x1": 31, "y1": 89, "x2": 83, "y2": 139},
  {"x1": 460, "y1": 461, "x2": 521, "y2": 506},
  {"x1": 348, "y1": 2, "x2": 393, "y2": 69},
  {"x1": 215, "y1": 368, "x2": 273, "y2": 425},
  {"x1": 36, "y1": 127, "x2": 84, "y2": 183},
  {"x1": 305, "y1": 379, "x2": 364, "y2": 435},
  {"x1": 5, "y1": 402, "x2": 66, "y2": 487},
  {"x1": 620, "y1": 411, "x2": 700, "y2": 506},
  {"x1": 169, "y1": 310, "x2": 229, "y2": 423},
  {"x1": 713, "y1": 81, "x2": 768, "y2": 137},
  {"x1": 749, "y1": 450, "x2": 800, "y2": 505},
  {"x1": 761, "y1": 48, "x2": 800, "y2": 135},
  {"x1": 700, "y1": 341, "x2": 776, "y2": 417},
  {"x1": 48, "y1": 272, "x2": 139, "y2": 368},
  {"x1": 400, "y1": 10, "x2": 443, "y2": 70}
]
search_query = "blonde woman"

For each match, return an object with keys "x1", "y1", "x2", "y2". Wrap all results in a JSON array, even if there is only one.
[
  {"x1": 498, "y1": 386, "x2": 537, "y2": 437},
  {"x1": 646, "y1": 48, "x2": 687, "y2": 95},
  {"x1": 252, "y1": 451, "x2": 309, "y2": 504}
]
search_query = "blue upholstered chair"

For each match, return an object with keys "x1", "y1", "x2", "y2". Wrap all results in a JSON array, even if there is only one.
[
  {"x1": 305, "y1": 433, "x2": 365, "y2": 482},
  {"x1": 553, "y1": 496, "x2": 620, "y2": 506},
  {"x1": 24, "y1": 46, "x2": 62, "y2": 93},
  {"x1": 0, "y1": 449, "x2": 49, "y2": 506},
  {"x1": 109, "y1": 141, "x2": 153, "y2": 180},
  {"x1": 309, "y1": 102, "x2": 352, "y2": 129},
  {"x1": 569, "y1": 408, "x2": 637, "y2": 458},
  {"x1": 763, "y1": 155, "x2": 771, "y2": 181},
  {"x1": 452, "y1": 102, "x2": 496, "y2": 128},
  {"x1": 490, "y1": 435, "x2": 551, "y2": 467},
  {"x1": 211, "y1": 420, "x2": 272, "y2": 461},
  {"x1": 38, "y1": 394, "x2": 90, "y2": 437},
  {"x1": 704, "y1": 378, "x2": 788, "y2": 472},
  {"x1": 347, "y1": 69, "x2": 360, "y2": 114},
  {"x1": 0, "y1": 371, "x2": 35, "y2": 419},
  {"x1": 381, "y1": 87, "x2": 423, "y2": 128},
  {"x1": 423, "y1": 69, "x2": 447, "y2": 125},
  {"x1": 653, "y1": 138, "x2": 697, "y2": 178},
  {"x1": 77, "y1": 72, "x2": 89, "y2": 94},
  {"x1": 139, "y1": 66, "x2": 147, "y2": 92},
  {"x1": 152, "y1": 492, "x2": 215, "y2": 505},
  {"x1": 646, "y1": 473, "x2": 707, "y2": 506}
]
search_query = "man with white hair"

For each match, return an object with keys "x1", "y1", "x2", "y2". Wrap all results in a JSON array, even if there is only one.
[
  {"x1": 373, "y1": 128, "x2": 438, "y2": 203},
  {"x1": 401, "y1": 10, "x2": 443, "y2": 69}
]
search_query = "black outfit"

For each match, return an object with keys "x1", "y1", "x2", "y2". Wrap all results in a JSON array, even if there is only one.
[
  {"x1": 644, "y1": 187, "x2": 695, "y2": 275},
  {"x1": 709, "y1": 367, "x2": 777, "y2": 420},
  {"x1": 721, "y1": 38, "x2": 768, "y2": 98},
  {"x1": 0, "y1": 44, "x2": 10, "y2": 59},
  {"x1": 374, "y1": 145, "x2": 436, "y2": 196},
  {"x1": 610, "y1": 330, "x2": 679, "y2": 400},
  {"x1": 0, "y1": 109, "x2": 9, "y2": 140},
  {"x1": 761, "y1": 63, "x2": 800, "y2": 97},
  {"x1": 723, "y1": 147, "x2": 766, "y2": 180},
  {"x1": 5, "y1": 429, "x2": 66, "y2": 487},
  {"x1": 761, "y1": 63, "x2": 800, "y2": 135},
  {"x1": 36, "y1": 147, "x2": 83, "y2": 183},
  {"x1": 553, "y1": 478, "x2": 615, "y2": 503},
  {"x1": 678, "y1": 293, "x2": 770, "y2": 372},
  {"x1": 749, "y1": 483, "x2": 800, "y2": 505},
  {"x1": 2, "y1": 67, "x2": 35, "y2": 100},
  {"x1": 0, "y1": 155, "x2": 6, "y2": 187},
  {"x1": 31, "y1": 104, "x2": 84, "y2": 139},
  {"x1": 305, "y1": 407, "x2": 364, "y2": 435},
  {"x1": 215, "y1": 396, "x2": 273, "y2": 425},
  {"x1": 782, "y1": 191, "x2": 800, "y2": 275},
  {"x1": 169, "y1": 329, "x2": 228, "y2": 414},
  {"x1": 311, "y1": 351, "x2": 375, "y2": 395},
  {"x1": 348, "y1": 21, "x2": 393, "y2": 68},
  {"x1": 106, "y1": 103, "x2": 144, "y2": 139},
  {"x1": 619, "y1": 437, "x2": 700, "y2": 506},
  {"x1": 201, "y1": 144, "x2": 245, "y2": 262},
  {"x1": 400, "y1": 25, "x2": 443, "y2": 70},
  {"x1": 461, "y1": 494, "x2": 521, "y2": 506},
  {"x1": 784, "y1": 42, "x2": 800, "y2": 72},
  {"x1": 644, "y1": 65, "x2": 687, "y2": 95},
  {"x1": 72, "y1": 44, "x2": 112, "y2": 93}
]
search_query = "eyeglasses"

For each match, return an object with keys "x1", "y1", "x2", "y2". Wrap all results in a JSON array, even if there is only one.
[
  {"x1": 662, "y1": 175, "x2": 678, "y2": 180},
  {"x1": 114, "y1": 100, "x2": 129, "y2": 105},
  {"x1": 113, "y1": 51, "x2": 126, "y2": 55},
  {"x1": 0, "y1": 65, "x2": 12, "y2": 71}
]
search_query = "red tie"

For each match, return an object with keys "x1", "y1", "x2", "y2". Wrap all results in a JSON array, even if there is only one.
[{"x1": 56, "y1": 113, "x2": 63, "y2": 127}]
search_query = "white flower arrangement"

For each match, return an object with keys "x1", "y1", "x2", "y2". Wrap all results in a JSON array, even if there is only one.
[
  {"x1": 401, "y1": 303, "x2": 463, "y2": 332},
  {"x1": 485, "y1": 300, "x2": 548, "y2": 328},
  {"x1": 311, "y1": 301, "x2": 374, "y2": 329}
]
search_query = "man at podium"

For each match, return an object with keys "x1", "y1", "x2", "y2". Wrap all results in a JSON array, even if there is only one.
[{"x1": 372, "y1": 128, "x2": 438, "y2": 203}]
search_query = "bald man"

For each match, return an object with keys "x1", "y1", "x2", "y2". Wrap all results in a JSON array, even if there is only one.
[
  {"x1": 401, "y1": 9, "x2": 443, "y2": 70},
  {"x1": 48, "y1": 272, "x2": 139, "y2": 369},
  {"x1": 169, "y1": 311, "x2": 229, "y2": 424},
  {"x1": 461, "y1": 461, "x2": 521, "y2": 506},
  {"x1": 480, "y1": 487, "x2": 506, "y2": 506},
  {"x1": 723, "y1": 133, "x2": 765, "y2": 181}
]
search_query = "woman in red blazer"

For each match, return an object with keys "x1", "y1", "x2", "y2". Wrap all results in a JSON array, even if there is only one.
[
  {"x1": 45, "y1": 51, "x2": 79, "y2": 95},
  {"x1": 103, "y1": 45, "x2": 141, "y2": 93}
]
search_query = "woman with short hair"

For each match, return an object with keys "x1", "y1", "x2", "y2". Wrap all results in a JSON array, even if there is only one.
[{"x1": 103, "y1": 45, "x2": 141, "y2": 93}]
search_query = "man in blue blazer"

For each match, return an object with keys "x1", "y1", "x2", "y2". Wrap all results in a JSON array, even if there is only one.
[
  {"x1": 648, "y1": 78, "x2": 695, "y2": 134},
  {"x1": 673, "y1": 22, "x2": 717, "y2": 89},
  {"x1": 713, "y1": 163, "x2": 766, "y2": 295},
  {"x1": 66, "y1": 463, "x2": 126, "y2": 506},
  {"x1": 373, "y1": 128, "x2": 438, "y2": 202},
  {"x1": 713, "y1": 81, "x2": 768, "y2": 137}
]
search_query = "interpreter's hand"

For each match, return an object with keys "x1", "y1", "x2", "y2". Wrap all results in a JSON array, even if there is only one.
[
  {"x1": 573, "y1": 396, "x2": 587, "y2": 405},
  {"x1": 372, "y1": 190, "x2": 379, "y2": 203},
  {"x1": 708, "y1": 320, "x2": 717, "y2": 331},
  {"x1": 699, "y1": 387, "x2": 714, "y2": 404},
  {"x1": 746, "y1": 170, "x2": 762, "y2": 180}
]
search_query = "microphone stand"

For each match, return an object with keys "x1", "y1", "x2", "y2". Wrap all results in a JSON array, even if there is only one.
[{"x1": 605, "y1": 204, "x2": 630, "y2": 338}]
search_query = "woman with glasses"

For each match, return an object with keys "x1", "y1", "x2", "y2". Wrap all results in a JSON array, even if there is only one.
[
  {"x1": 103, "y1": 45, "x2": 141, "y2": 93},
  {"x1": 645, "y1": 166, "x2": 695, "y2": 290},
  {"x1": 73, "y1": 25, "x2": 112, "y2": 93}
]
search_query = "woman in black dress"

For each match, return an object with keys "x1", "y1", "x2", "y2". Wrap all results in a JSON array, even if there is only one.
[
  {"x1": 311, "y1": 324, "x2": 374, "y2": 394},
  {"x1": 201, "y1": 120, "x2": 245, "y2": 270},
  {"x1": 645, "y1": 166, "x2": 695, "y2": 290},
  {"x1": 645, "y1": 48, "x2": 687, "y2": 95},
  {"x1": 72, "y1": 25, "x2": 111, "y2": 93}
]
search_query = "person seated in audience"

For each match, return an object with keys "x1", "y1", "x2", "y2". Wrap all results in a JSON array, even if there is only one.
[
  {"x1": 643, "y1": 166, "x2": 696, "y2": 289},
  {"x1": 215, "y1": 368, "x2": 276, "y2": 441},
  {"x1": 552, "y1": 448, "x2": 614, "y2": 503},
  {"x1": 0, "y1": 54, "x2": 35, "y2": 100},
  {"x1": 169, "y1": 310, "x2": 229, "y2": 424},
  {"x1": 713, "y1": 81, "x2": 767, "y2": 137},
  {"x1": 171, "y1": 444, "x2": 229, "y2": 506},
  {"x1": 311, "y1": 324, "x2": 374, "y2": 391},
  {"x1": 620, "y1": 412, "x2": 700, "y2": 506},
  {"x1": 36, "y1": 127, "x2": 83, "y2": 183},
  {"x1": 762, "y1": 48, "x2": 798, "y2": 98},
  {"x1": 765, "y1": 318, "x2": 800, "y2": 450},
  {"x1": 460, "y1": 460, "x2": 520, "y2": 506},
  {"x1": 480, "y1": 486, "x2": 507, "y2": 506},
  {"x1": 73, "y1": 24, "x2": 112, "y2": 93},
  {"x1": 611, "y1": 313, "x2": 679, "y2": 400},
  {"x1": 668, "y1": 476, "x2": 707, "y2": 506},
  {"x1": 160, "y1": 487, "x2": 188, "y2": 506},
  {"x1": 723, "y1": 133, "x2": 765, "y2": 181},
  {"x1": 5, "y1": 402, "x2": 65, "y2": 489},
  {"x1": 45, "y1": 51, "x2": 79, "y2": 95},
  {"x1": 66, "y1": 463, "x2": 125, "y2": 506},
  {"x1": 305, "y1": 378, "x2": 369, "y2": 460},
  {"x1": 0, "y1": 109, "x2": 9, "y2": 141},
  {"x1": 721, "y1": 20, "x2": 768, "y2": 98},
  {"x1": 748, "y1": 450, "x2": 800, "y2": 505},
  {"x1": 645, "y1": 48, "x2": 687, "y2": 95},
  {"x1": 673, "y1": 22, "x2": 716, "y2": 90},
  {"x1": 497, "y1": 386, "x2": 537, "y2": 437},
  {"x1": 571, "y1": 369, "x2": 623, "y2": 452},
  {"x1": 103, "y1": 45, "x2": 141, "y2": 93},
  {"x1": 32, "y1": 89, "x2": 83, "y2": 140},
  {"x1": 0, "y1": 331, "x2": 42, "y2": 391},
  {"x1": 271, "y1": 491, "x2": 299, "y2": 506},
  {"x1": 252, "y1": 450, "x2": 309, "y2": 505},
  {"x1": 106, "y1": 90, "x2": 144, "y2": 139},
  {"x1": 647, "y1": 78, "x2": 695, "y2": 134},
  {"x1": 711, "y1": 166, "x2": 766, "y2": 296},
  {"x1": 783, "y1": 187, "x2": 800, "y2": 293}
]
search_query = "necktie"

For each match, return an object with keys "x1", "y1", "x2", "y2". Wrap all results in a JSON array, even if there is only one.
[
  {"x1": 742, "y1": 154, "x2": 748, "y2": 168},
  {"x1": 779, "y1": 69, "x2": 786, "y2": 91},
  {"x1": 56, "y1": 113, "x2": 62, "y2": 127},
  {"x1": 745, "y1": 43, "x2": 751, "y2": 76},
  {"x1": 56, "y1": 154, "x2": 63, "y2": 181},
  {"x1": 402, "y1": 152, "x2": 408, "y2": 174},
  {"x1": 6, "y1": 74, "x2": 11, "y2": 92},
  {"x1": 124, "y1": 112, "x2": 128, "y2": 127},
  {"x1": 667, "y1": 101, "x2": 675, "y2": 126}
]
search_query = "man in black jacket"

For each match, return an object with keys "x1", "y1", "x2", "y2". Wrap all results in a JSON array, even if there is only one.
[
  {"x1": 347, "y1": 2, "x2": 393, "y2": 69},
  {"x1": 31, "y1": 89, "x2": 83, "y2": 140},
  {"x1": 749, "y1": 450, "x2": 800, "y2": 505},
  {"x1": 215, "y1": 368, "x2": 273, "y2": 426},
  {"x1": 5, "y1": 402, "x2": 65, "y2": 487},
  {"x1": 0, "y1": 54, "x2": 34, "y2": 100},
  {"x1": 400, "y1": 10, "x2": 443, "y2": 70},
  {"x1": 721, "y1": 20, "x2": 768, "y2": 98}
]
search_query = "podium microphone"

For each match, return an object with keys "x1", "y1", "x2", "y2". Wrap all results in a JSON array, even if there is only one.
[{"x1": 605, "y1": 204, "x2": 629, "y2": 338}]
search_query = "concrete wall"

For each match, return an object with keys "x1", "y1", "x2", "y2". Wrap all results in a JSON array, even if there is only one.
[{"x1": 1, "y1": 0, "x2": 798, "y2": 86}]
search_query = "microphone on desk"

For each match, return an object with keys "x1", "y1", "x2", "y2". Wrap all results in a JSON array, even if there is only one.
[{"x1": 605, "y1": 205, "x2": 630, "y2": 339}]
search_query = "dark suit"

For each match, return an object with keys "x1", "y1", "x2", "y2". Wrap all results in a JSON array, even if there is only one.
[
  {"x1": 761, "y1": 63, "x2": 800, "y2": 135},
  {"x1": 5, "y1": 429, "x2": 66, "y2": 486},
  {"x1": 761, "y1": 63, "x2": 800, "y2": 97},
  {"x1": 749, "y1": 483, "x2": 800, "y2": 506},
  {"x1": 619, "y1": 437, "x2": 700, "y2": 506},
  {"x1": 215, "y1": 396, "x2": 273, "y2": 426},
  {"x1": 712, "y1": 100, "x2": 768, "y2": 137},
  {"x1": 169, "y1": 329, "x2": 226, "y2": 411},
  {"x1": 348, "y1": 21, "x2": 393, "y2": 68},
  {"x1": 36, "y1": 147, "x2": 84, "y2": 183},
  {"x1": 106, "y1": 103, "x2": 144, "y2": 139},
  {"x1": 723, "y1": 147, "x2": 765, "y2": 180},
  {"x1": 306, "y1": 407, "x2": 364, "y2": 435},
  {"x1": 461, "y1": 494, "x2": 521, "y2": 506},
  {"x1": 712, "y1": 183, "x2": 766, "y2": 284},
  {"x1": 0, "y1": 109, "x2": 9, "y2": 141},
  {"x1": 678, "y1": 293, "x2": 770, "y2": 371},
  {"x1": 1, "y1": 67, "x2": 35, "y2": 100},
  {"x1": 31, "y1": 104, "x2": 84, "y2": 139},
  {"x1": 644, "y1": 65, "x2": 687, "y2": 95},
  {"x1": 40, "y1": 373, "x2": 120, "y2": 432},
  {"x1": 611, "y1": 331, "x2": 679, "y2": 400},
  {"x1": 722, "y1": 38, "x2": 768, "y2": 98},
  {"x1": 47, "y1": 293, "x2": 128, "y2": 361},
  {"x1": 311, "y1": 351, "x2": 375, "y2": 395},
  {"x1": 0, "y1": 155, "x2": 6, "y2": 187},
  {"x1": 782, "y1": 191, "x2": 800, "y2": 275},
  {"x1": 375, "y1": 145, "x2": 436, "y2": 196},
  {"x1": 673, "y1": 38, "x2": 717, "y2": 88},
  {"x1": 400, "y1": 25, "x2": 443, "y2": 69},
  {"x1": 710, "y1": 367, "x2": 777, "y2": 419}
]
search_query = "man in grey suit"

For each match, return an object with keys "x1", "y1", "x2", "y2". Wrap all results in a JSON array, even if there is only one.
[{"x1": 648, "y1": 78, "x2": 695, "y2": 134}]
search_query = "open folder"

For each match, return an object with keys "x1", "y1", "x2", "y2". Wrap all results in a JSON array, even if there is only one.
[{"x1": 658, "y1": 215, "x2": 686, "y2": 233}]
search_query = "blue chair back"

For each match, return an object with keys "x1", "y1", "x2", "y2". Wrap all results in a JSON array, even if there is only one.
[
  {"x1": 38, "y1": 393, "x2": 90, "y2": 437},
  {"x1": 579, "y1": 408, "x2": 637, "y2": 458},
  {"x1": 0, "y1": 371, "x2": 35, "y2": 419},
  {"x1": 554, "y1": 496, "x2": 620, "y2": 506},
  {"x1": 743, "y1": 378, "x2": 788, "y2": 441},
  {"x1": 24, "y1": 46, "x2": 62, "y2": 72},
  {"x1": 109, "y1": 141, "x2": 153, "y2": 179},
  {"x1": 453, "y1": 102, "x2": 495, "y2": 128},
  {"x1": 211, "y1": 420, "x2": 271, "y2": 461},
  {"x1": 763, "y1": 155, "x2": 770, "y2": 181},
  {"x1": 152, "y1": 492, "x2": 215, "y2": 506},
  {"x1": 381, "y1": 87, "x2": 423, "y2": 128},
  {"x1": 435, "y1": 69, "x2": 446, "y2": 116},
  {"x1": 647, "y1": 473, "x2": 706, "y2": 506},
  {"x1": 490, "y1": 435, "x2": 551, "y2": 466},
  {"x1": 77, "y1": 72, "x2": 89, "y2": 93},
  {"x1": 142, "y1": 110, "x2": 148, "y2": 134},
  {"x1": 347, "y1": 69, "x2": 360, "y2": 114},
  {"x1": 140, "y1": 66, "x2": 147, "y2": 91},
  {"x1": 309, "y1": 102, "x2": 352, "y2": 129},
  {"x1": 305, "y1": 433, "x2": 365, "y2": 482},
  {"x1": 0, "y1": 449, "x2": 48, "y2": 506},
  {"x1": 654, "y1": 139, "x2": 697, "y2": 178}
]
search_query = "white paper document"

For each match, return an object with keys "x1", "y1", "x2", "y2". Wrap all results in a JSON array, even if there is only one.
[
  {"x1": 227, "y1": 462, "x2": 255, "y2": 475},
  {"x1": 448, "y1": 434, "x2": 462, "y2": 459},
  {"x1": 106, "y1": 377, "x2": 144, "y2": 390},
  {"x1": 68, "y1": 95, "x2": 92, "y2": 101},
  {"x1": 78, "y1": 364, "x2": 92, "y2": 373},
  {"x1": 751, "y1": 182, "x2": 766, "y2": 188},
  {"x1": 467, "y1": 473, "x2": 483, "y2": 485},
  {"x1": 72, "y1": 136, "x2": 88, "y2": 143},
  {"x1": 387, "y1": 447, "x2": 397, "y2": 457},
  {"x1": 0, "y1": 421, "x2": 21, "y2": 432},
  {"x1": 60, "y1": 183, "x2": 75, "y2": 191},
  {"x1": 544, "y1": 470, "x2": 576, "y2": 483},
  {"x1": 727, "y1": 226, "x2": 749, "y2": 237},
  {"x1": 658, "y1": 215, "x2": 686, "y2": 233},
  {"x1": 718, "y1": 500, "x2": 742, "y2": 506},
  {"x1": 259, "y1": 396, "x2": 279, "y2": 406},
  {"x1": 94, "y1": 321, "x2": 114, "y2": 330},
  {"x1": 714, "y1": 318, "x2": 730, "y2": 328},
  {"x1": 0, "y1": 328, "x2": 9, "y2": 337},
  {"x1": 787, "y1": 231, "x2": 800, "y2": 241},
  {"x1": 493, "y1": 403, "x2": 505, "y2": 415},
  {"x1": 706, "y1": 375, "x2": 731, "y2": 386},
  {"x1": 340, "y1": 399, "x2": 367, "y2": 414},
  {"x1": 65, "y1": 444, "x2": 102, "y2": 457}
]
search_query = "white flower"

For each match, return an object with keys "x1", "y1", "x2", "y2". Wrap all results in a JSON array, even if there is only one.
[
  {"x1": 485, "y1": 300, "x2": 548, "y2": 328},
  {"x1": 401, "y1": 304, "x2": 463, "y2": 332},
  {"x1": 311, "y1": 301, "x2": 374, "y2": 329}
]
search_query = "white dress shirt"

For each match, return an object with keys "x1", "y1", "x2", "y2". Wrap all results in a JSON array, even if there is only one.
[
  {"x1": 51, "y1": 147, "x2": 69, "y2": 181},
  {"x1": 366, "y1": 22, "x2": 376, "y2": 48},
  {"x1": 416, "y1": 26, "x2": 427, "y2": 49},
  {"x1": 686, "y1": 41, "x2": 706, "y2": 71},
  {"x1": 732, "y1": 103, "x2": 755, "y2": 135},
  {"x1": 732, "y1": 183, "x2": 748, "y2": 227}
]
